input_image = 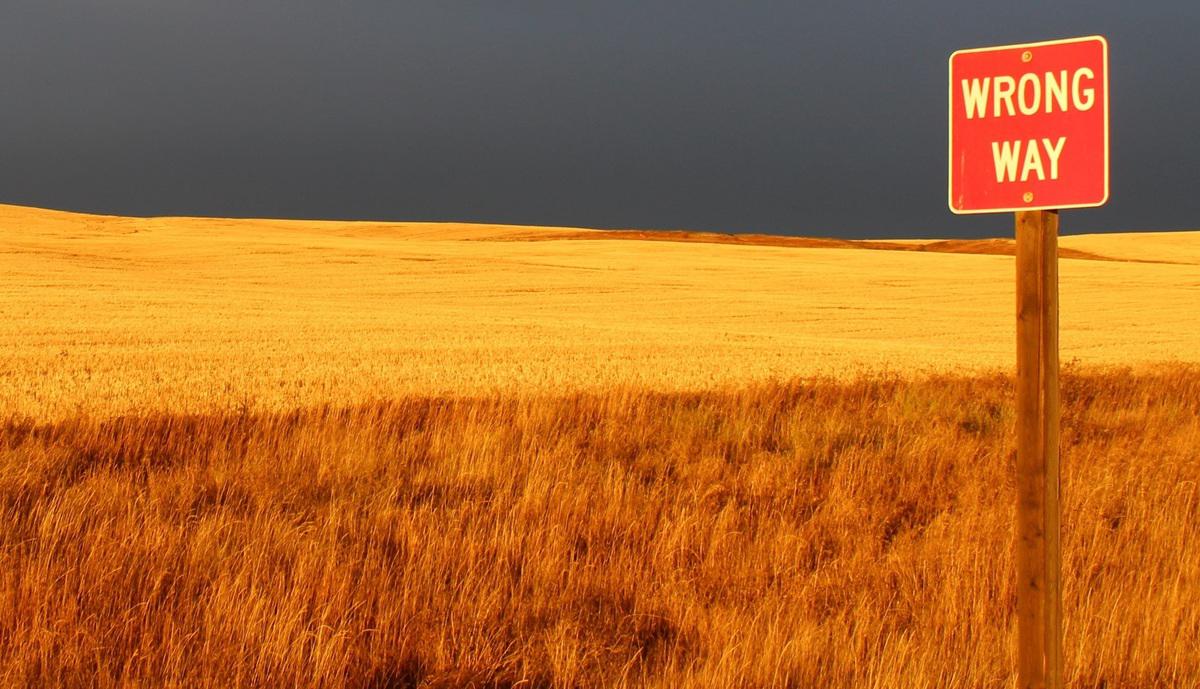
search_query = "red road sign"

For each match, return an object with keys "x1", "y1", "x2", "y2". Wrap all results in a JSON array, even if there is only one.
[{"x1": 949, "y1": 36, "x2": 1108, "y2": 214}]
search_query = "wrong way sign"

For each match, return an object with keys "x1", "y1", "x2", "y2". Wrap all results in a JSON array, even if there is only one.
[{"x1": 949, "y1": 36, "x2": 1109, "y2": 214}]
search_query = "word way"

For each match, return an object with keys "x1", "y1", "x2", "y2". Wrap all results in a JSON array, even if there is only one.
[{"x1": 991, "y1": 137, "x2": 1066, "y2": 183}]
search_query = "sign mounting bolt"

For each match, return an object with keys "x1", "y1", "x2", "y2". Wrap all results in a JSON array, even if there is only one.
[
  {"x1": 1023, "y1": 192, "x2": 1034, "y2": 203},
  {"x1": 1022, "y1": 50, "x2": 1033, "y2": 62}
]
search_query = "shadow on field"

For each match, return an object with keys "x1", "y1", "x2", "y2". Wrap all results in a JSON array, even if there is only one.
[{"x1": 2, "y1": 366, "x2": 1198, "y2": 688}]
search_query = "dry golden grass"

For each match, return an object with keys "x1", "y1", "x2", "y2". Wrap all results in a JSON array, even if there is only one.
[
  {"x1": 2, "y1": 367, "x2": 1198, "y2": 688},
  {"x1": 3, "y1": 204, "x2": 1199, "y2": 687}
]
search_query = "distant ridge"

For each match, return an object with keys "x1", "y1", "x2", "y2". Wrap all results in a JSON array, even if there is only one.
[{"x1": 1, "y1": 202, "x2": 1194, "y2": 264}]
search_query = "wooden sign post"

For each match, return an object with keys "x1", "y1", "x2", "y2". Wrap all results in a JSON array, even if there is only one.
[
  {"x1": 1014, "y1": 209, "x2": 1061, "y2": 689},
  {"x1": 949, "y1": 36, "x2": 1108, "y2": 689}
]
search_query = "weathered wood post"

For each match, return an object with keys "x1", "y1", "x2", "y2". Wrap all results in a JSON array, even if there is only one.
[{"x1": 1014, "y1": 209, "x2": 1061, "y2": 689}]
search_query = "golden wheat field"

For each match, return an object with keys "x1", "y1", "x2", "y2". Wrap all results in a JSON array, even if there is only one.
[
  {"x1": 2, "y1": 204, "x2": 1199, "y2": 688},
  {"x1": 3, "y1": 203, "x2": 1199, "y2": 420}
]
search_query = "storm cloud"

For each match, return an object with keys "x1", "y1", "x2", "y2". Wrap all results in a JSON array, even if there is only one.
[{"x1": 1, "y1": 1, "x2": 1197, "y2": 237}]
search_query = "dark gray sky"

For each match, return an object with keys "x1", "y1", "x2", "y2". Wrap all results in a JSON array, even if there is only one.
[{"x1": 2, "y1": 2, "x2": 1197, "y2": 238}]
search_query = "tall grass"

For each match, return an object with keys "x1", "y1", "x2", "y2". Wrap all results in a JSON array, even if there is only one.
[{"x1": 2, "y1": 367, "x2": 1197, "y2": 688}]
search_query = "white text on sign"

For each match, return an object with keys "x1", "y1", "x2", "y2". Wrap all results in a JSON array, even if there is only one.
[
  {"x1": 960, "y1": 69, "x2": 1096, "y2": 119},
  {"x1": 959, "y1": 69, "x2": 1095, "y2": 185},
  {"x1": 992, "y1": 137, "x2": 1066, "y2": 183}
]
